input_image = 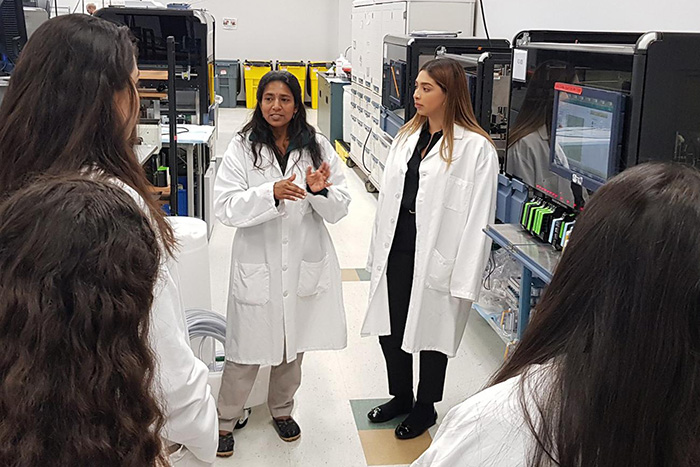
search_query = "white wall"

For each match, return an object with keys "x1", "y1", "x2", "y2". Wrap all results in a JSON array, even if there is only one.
[
  {"x1": 337, "y1": 0, "x2": 353, "y2": 57},
  {"x1": 54, "y1": 0, "x2": 344, "y2": 61},
  {"x1": 192, "y1": 0, "x2": 339, "y2": 62},
  {"x1": 474, "y1": 0, "x2": 700, "y2": 43}
]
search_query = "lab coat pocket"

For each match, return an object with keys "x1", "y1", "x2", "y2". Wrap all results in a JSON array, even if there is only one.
[
  {"x1": 297, "y1": 255, "x2": 331, "y2": 297},
  {"x1": 443, "y1": 176, "x2": 474, "y2": 213},
  {"x1": 232, "y1": 262, "x2": 270, "y2": 305},
  {"x1": 425, "y1": 249, "x2": 455, "y2": 294}
]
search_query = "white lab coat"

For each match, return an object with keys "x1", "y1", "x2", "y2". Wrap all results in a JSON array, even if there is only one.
[
  {"x1": 362, "y1": 125, "x2": 498, "y2": 357},
  {"x1": 214, "y1": 132, "x2": 350, "y2": 366},
  {"x1": 113, "y1": 180, "x2": 218, "y2": 466},
  {"x1": 412, "y1": 366, "x2": 551, "y2": 467},
  {"x1": 508, "y1": 125, "x2": 577, "y2": 204}
]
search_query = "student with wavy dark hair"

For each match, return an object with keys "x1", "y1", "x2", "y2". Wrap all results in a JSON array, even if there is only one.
[
  {"x1": 414, "y1": 162, "x2": 700, "y2": 466},
  {"x1": 0, "y1": 14, "x2": 217, "y2": 466},
  {"x1": 214, "y1": 71, "x2": 350, "y2": 456},
  {"x1": 0, "y1": 177, "x2": 167, "y2": 467}
]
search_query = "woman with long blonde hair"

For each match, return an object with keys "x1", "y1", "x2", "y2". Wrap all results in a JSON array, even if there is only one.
[{"x1": 362, "y1": 58, "x2": 499, "y2": 439}]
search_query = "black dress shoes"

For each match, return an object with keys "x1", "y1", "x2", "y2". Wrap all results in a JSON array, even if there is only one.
[
  {"x1": 367, "y1": 397, "x2": 414, "y2": 423},
  {"x1": 395, "y1": 409, "x2": 437, "y2": 440}
]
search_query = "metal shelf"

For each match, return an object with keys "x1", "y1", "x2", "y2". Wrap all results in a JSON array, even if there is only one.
[{"x1": 472, "y1": 302, "x2": 517, "y2": 346}]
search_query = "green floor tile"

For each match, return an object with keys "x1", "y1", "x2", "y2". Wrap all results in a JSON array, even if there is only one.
[
  {"x1": 350, "y1": 398, "x2": 406, "y2": 431},
  {"x1": 356, "y1": 268, "x2": 371, "y2": 281}
]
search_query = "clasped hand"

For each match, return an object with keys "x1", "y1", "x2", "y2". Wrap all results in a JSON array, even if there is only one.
[{"x1": 273, "y1": 163, "x2": 332, "y2": 202}]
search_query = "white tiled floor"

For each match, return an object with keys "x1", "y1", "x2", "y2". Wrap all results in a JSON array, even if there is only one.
[{"x1": 210, "y1": 108, "x2": 505, "y2": 466}]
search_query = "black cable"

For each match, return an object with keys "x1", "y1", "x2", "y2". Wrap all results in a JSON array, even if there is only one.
[
  {"x1": 478, "y1": 0, "x2": 492, "y2": 46},
  {"x1": 482, "y1": 250, "x2": 497, "y2": 290},
  {"x1": 361, "y1": 126, "x2": 372, "y2": 173}
]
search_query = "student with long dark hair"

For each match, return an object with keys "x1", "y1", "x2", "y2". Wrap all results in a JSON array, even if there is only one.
[
  {"x1": 415, "y1": 162, "x2": 700, "y2": 466},
  {"x1": 0, "y1": 177, "x2": 168, "y2": 467},
  {"x1": 214, "y1": 71, "x2": 350, "y2": 456},
  {"x1": 362, "y1": 58, "x2": 499, "y2": 439},
  {"x1": 0, "y1": 15, "x2": 217, "y2": 466}
]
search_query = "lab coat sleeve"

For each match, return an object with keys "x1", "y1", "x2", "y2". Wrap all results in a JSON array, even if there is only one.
[
  {"x1": 306, "y1": 137, "x2": 351, "y2": 224},
  {"x1": 214, "y1": 136, "x2": 281, "y2": 228},
  {"x1": 150, "y1": 273, "x2": 218, "y2": 463},
  {"x1": 450, "y1": 143, "x2": 498, "y2": 301}
]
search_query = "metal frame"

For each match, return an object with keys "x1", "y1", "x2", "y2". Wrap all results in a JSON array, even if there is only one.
[{"x1": 382, "y1": 35, "x2": 511, "y2": 125}]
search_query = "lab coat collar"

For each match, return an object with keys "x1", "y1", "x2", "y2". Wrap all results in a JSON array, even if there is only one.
[
  {"x1": 418, "y1": 124, "x2": 466, "y2": 161},
  {"x1": 402, "y1": 124, "x2": 467, "y2": 163},
  {"x1": 536, "y1": 125, "x2": 550, "y2": 141}
]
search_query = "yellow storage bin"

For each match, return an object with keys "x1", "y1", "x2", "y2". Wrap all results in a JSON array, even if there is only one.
[
  {"x1": 244, "y1": 60, "x2": 273, "y2": 109},
  {"x1": 308, "y1": 61, "x2": 333, "y2": 109},
  {"x1": 277, "y1": 61, "x2": 307, "y2": 104},
  {"x1": 335, "y1": 140, "x2": 350, "y2": 163}
]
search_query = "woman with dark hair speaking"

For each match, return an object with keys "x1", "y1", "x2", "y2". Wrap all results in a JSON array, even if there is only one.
[
  {"x1": 0, "y1": 177, "x2": 168, "y2": 467},
  {"x1": 214, "y1": 71, "x2": 351, "y2": 456},
  {"x1": 0, "y1": 15, "x2": 218, "y2": 466},
  {"x1": 414, "y1": 162, "x2": 700, "y2": 466}
]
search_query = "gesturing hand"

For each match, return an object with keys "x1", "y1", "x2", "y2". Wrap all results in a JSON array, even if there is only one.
[
  {"x1": 274, "y1": 173, "x2": 306, "y2": 202},
  {"x1": 306, "y1": 162, "x2": 333, "y2": 193}
]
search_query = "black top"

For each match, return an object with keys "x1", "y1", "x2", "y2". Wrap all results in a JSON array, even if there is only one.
[
  {"x1": 390, "y1": 125, "x2": 443, "y2": 254},
  {"x1": 401, "y1": 124, "x2": 443, "y2": 212}
]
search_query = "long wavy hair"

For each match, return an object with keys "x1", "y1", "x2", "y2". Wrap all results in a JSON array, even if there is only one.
[
  {"x1": 490, "y1": 162, "x2": 700, "y2": 466},
  {"x1": 0, "y1": 176, "x2": 168, "y2": 467},
  {"x1": 0, "y1": 14, "x2": 175, "y2": 254},
  {"x1": 240, "y1": 70, "x2": 323, "y2": 170},
  {"x1": 396, "y1": 58, "x2": 493, "y2": 165}
]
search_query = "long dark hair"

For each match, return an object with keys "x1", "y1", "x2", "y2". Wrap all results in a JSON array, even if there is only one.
[
  {"x1": 0, "y1": 176, "x2": 168, "y2": 466},
  {"x1": 507, "y1": 60, "x2": 577, "y2": 148},
  {"x1": 490, "y1": 162, "x2": 700, "y2": 466},
  {"x1": 0, "y1": 14, "x2": 175, "y2": 253},
  {"x1": 397, "y1": 58, "x2": 494, "y2": 165},
  {"x1": 240, "y1": 70, "x2": 323, "y2": 170}
]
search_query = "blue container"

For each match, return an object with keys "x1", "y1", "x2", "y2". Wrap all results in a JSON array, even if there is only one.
[
  {"x1": 509, "y1": 178, "x2": 529, "y2": 225},
  {"x1": 162, "y1": 178, "x2": 188, "y2": 216},
  {"x1": 496, "y1": 174, "x2": 513, "y2": 223}
]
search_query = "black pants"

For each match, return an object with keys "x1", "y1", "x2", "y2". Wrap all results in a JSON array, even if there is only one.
[{"x1": 379, "y1": 210, "x2": 448, "y2": 404}]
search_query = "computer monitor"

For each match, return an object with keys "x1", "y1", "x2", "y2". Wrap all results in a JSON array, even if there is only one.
[
  {"x1": 0, "y1": 0, "x2": 28, "y2": 73},
  {"x1": 550, "y1": 83, "x2": 626, "y2": 192}
]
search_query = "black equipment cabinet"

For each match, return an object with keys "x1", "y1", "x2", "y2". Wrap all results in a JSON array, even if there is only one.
[
  {"x1": 381, "y1": 35, "x2": 511, "y2": 138},
  {"x1": 96, "y1": 7, "x2": 214, "y2": 125},
  {"x1": 505, "y1": 30, "x2": 700, "y2": 209}
]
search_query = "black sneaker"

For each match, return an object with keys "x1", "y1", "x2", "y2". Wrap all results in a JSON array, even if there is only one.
[
  {"x1": 217, "y1": 432, "x2": 234, "y2": 457},
  {"x1": 272, "y1": 417, "x2": 301, "y2": 442},
  {"x1": 235, "y1": 408, "x2": 252, "y2": 430}
]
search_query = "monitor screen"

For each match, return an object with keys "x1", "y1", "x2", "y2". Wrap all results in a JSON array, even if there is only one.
[
  {"x1": 0, "y1": 0, "x2": 28, "y2": 71},
  {"x1": 550, "y1": 83, "x2": 625, "y2": 192},
  {"x1": 96, "y1": 10, "x2": 201, "y2": 67}
]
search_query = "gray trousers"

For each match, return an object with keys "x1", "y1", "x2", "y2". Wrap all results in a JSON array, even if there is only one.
[{"x1": 217, "y1": 353, "x2": 304, "y2": 431}]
